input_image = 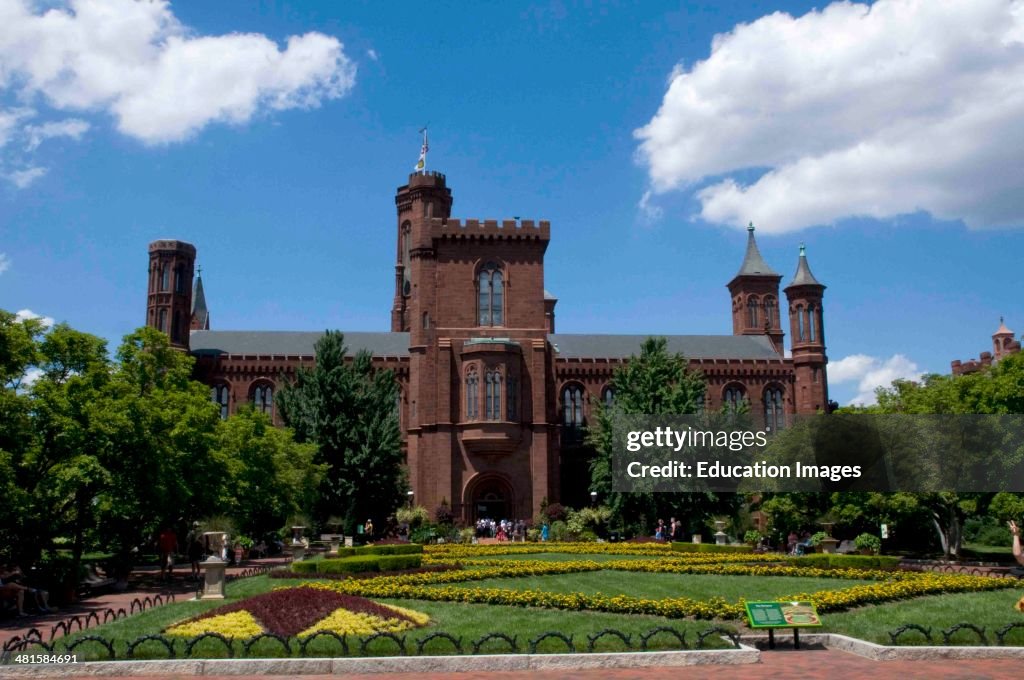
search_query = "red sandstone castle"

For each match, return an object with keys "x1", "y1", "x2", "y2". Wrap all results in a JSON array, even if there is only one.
[
  {"x1": 145, "y1": 171, "x2": 829, "y2": 522},
  {"x1": 951, "y1": 318, "x2": 1021, "y2": 376}
]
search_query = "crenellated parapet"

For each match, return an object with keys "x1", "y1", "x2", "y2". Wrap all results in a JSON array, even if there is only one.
[{"x1": 429, "y1": 217, "x2": 551, "y2": 242}]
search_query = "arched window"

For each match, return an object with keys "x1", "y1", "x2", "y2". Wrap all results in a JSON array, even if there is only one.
[
  {"x1": 252, "y1": 384, "x2": 274, "y2": 418},
  {"x1": 764, "y1": 387, "x2": 784, "y2": 432},
  {"x1": 158, "y1": 308, "x2": 168, "y2": 333},
  {"x1": 796, "y1": 305, "x2": 805, "y2": 342},
  {"x1": 211, "y1": 384, "x2": 230, "y2": 420},
  {"x1": 563, "y1": 385, "x2": 584, "y2": 427},
  {"x1": 171, "y1": 311, "x2": 181, "y2": 343},
  {"x1": 815, "y1": 306, "x2": 824, "y2": 344},
  {"x1": 764, "y1": 297, "x2": 776, "y2": 328},
  {"x1": 174, "y1": 265, "x2": 185, "y2": 294},
  {"x1": 466, "y1": 370, "x2": 479, "y2": 420},
  {"x1": 506, "y1": 375, "x2": 517, "y2": 421},
  {"x1": 747, "y1": 296, "x2": 759, "y2": 328},
  {"x1": 723, "y1": 385, "x2": 746, "y2": 410},
  {"x1": 401, "y1": 222, "x2": 411, "y2": 296},
  {"x1": 806, "y1": 305, "x2": 816, "y2": 342},
  {"x1": 602, "y1": 386, "x2": 615, "y2": 408},
  {"x1": 160, "y1": 265, "x2": 169, "y2": 292},
  {"x1": 477, "y1": 262, "x2": 504, "y2": 326},
  {"x1": 422, "y1": 312, "x2": 430, "y2": 329},
  {"x1": 485, "y1": 370, "x2": 502, "y2": 420}
]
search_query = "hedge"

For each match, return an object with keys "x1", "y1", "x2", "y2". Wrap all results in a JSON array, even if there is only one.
[
  {"x1": 670, "y1": 543, "x2": 753, "y2": 554},
  {"x1": 290, "y1": 559, "x2": 319, "y2": 574},
  {"x1": 785, "y1": 554, "x2": 901, "y2": 570},
  {"x1": 357, "y1": 544, "x2": 424, "y2": 556},
  {"x1": 298, "y1": 553, "x2": 424, "y2": 575}
]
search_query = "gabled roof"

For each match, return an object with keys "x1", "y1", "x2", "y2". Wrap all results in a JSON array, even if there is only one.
[
  {"x1": 549, "y1": 333, "x2": 780, "y2": 360},
  {"x1": 786, "y1": 245, "x2": 823, "y2": 288},
  {"x1": 735, "y1": 223, "x2": 779, "y2": 277},
  {"x1": 189, "y1": 330, "x2": 410, "y2": 357}
]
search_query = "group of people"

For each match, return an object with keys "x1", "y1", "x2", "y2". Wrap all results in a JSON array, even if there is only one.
[
  {"x1": 475, "y1": 518, "x2": 528, "y2": 542},
  {"x1": 654, "y1": 517, "x2": 687, "y2": 541},
  {"x1": 0, "y1": 563, "x2": 51, "y2": 617}
]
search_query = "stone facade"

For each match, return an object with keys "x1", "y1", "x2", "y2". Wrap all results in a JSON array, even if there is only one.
[
  {"x1": 146, "y1": 171, "x2": 830, "y2": 523},
  {"x1": 951, "y1": 318, "x2": 1021, "y2": 375}
]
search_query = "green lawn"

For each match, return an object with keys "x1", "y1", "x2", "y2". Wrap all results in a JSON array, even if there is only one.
[
  {"x1": 447, "y1": 570, "x2": 865, "y2": 602},
  {"x1": 822, "y1": 589, "x2": 1024, "y2": 645}
]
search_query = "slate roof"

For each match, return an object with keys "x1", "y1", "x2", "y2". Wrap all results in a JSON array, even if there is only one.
[
  {"x1": 191, "y1": 275, "x2": 209, "y2": 330},
  {"x1": 786, "y1": 245, "x2": 823, "y2": 288},
  {"x1": 189, "y1": 330, "x2": 410, "y2": 357},
  {"x1": 548, "y1": 333, "x2": 780, "y2": 360},
  {"x1": 735, "y1": 224, "x2": 779, "y2": 278}
]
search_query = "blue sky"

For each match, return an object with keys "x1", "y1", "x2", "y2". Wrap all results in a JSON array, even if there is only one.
[{"x1": 2, "y1": 0, "x2": 1022, "y2": 406}]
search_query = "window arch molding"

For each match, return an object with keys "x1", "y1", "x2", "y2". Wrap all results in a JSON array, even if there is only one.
[
  {"x1": 211, "y1": 383, "x2": 230, "y2": 420},
  {"x1": 464, "y1": 364, "x2": 480, "y2": 421},
  {"x1": 561, "y1": 382, "x2": 587, "y2": 428},
  {"x1": 600, "y1": 384, "x2": 615, "y2": 408},
  {"x1": 475, "y1": 260, "x2": 506, "y2": 327},
  {"x1": 722, "y1": 383, "x2": 747, "y2": 410},
  {"x1": 763, "y1": 384, "x2": 785, "y2": 432},
  {"x1": 250, "y1": 380, "x2": 275, "y2": 419},
  {"x1": 746, "y1": 295, "x2": 760, "y2": 329},
  {"x1": 763, "y1": 296, "x2": 777, "y2": 328}
]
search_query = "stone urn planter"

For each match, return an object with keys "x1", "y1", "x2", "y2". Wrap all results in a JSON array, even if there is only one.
[
  {"x1": 713, "y1": 520, "x2": 728, "y2": 546},
  {"x1": 290, "y1": 526, "x2": 308, "y2": 561},
  {"x1": 203, "y1": 531, "x2": 228, "y2": 560}
]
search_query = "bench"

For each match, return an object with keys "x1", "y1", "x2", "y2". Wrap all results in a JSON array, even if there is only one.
[{"x1": 78, "y1": 564, "x2": 116, "y2": 595}]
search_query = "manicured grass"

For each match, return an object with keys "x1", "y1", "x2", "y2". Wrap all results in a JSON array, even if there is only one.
[
  {"x1": 49, "y1": 575, "x2": 735, "y2": 660},
  {"x1": 447, "y1": 570, "x2": 865, "y2": 602},
  {"x1": 822, "y1": 589, "x2": 1024, "y2": 645}
]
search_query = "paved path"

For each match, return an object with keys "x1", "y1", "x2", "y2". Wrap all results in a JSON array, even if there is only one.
[
  {"x1": 0, "y1": 558, "x2": 289, "y2": 647},
  {"x1": 49, "y1": 650, "x2": 1022, "y2": 679}
]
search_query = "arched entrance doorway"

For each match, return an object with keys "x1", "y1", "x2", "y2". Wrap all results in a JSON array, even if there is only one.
[{"x1": 464, "y1": 474, "x2": 516, "y2": 522}]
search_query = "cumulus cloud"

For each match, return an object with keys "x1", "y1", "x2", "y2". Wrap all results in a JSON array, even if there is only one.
[
  {"x1": 0, "y1": 0, "x2": 357, "y2": 181},
  {"x1": 0, "y1": 253, "x2": 9, "y2": 274},
  {"x1": 5, "y1": 166, "x2": 47, "y2": 188},
  {"x1": 829, "y1": 353, "x2": 923, "y2": 405},
  {"x1": 635, "y1": 0, "x2": 1024, "y2": 233},
  {"x1": 16, "y1": 308, "x2": 55, "y2": 329}
]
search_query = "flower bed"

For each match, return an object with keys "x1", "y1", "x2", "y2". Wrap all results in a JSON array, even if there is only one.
[
  {"x1": 165, "y1": 587, "x2": 429, "y2": 638},
  {"x1": 424, "y1": 542, "x2": 676, "y2": 559}
]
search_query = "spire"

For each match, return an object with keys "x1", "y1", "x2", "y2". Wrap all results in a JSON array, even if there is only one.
[
  {"x1": 191, "y1": 269, "x2": 209, "y2": 330},
  {"x1": 995, "y1": 316, "x2": 1013, "y2": 336},
  {"x1": 787, "y1": 243, "x2": 823, "y2": 288},
  {"x1": 735, "y1": 222, "x2": 779, "y2": 277}
]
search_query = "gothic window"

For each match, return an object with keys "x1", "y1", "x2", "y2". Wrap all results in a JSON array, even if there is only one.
[
  {"x1": 485, "y1": 370, "x2": 502, "y2": 420},
  {"x1": 764, "y1": 387, "x2": 784, "y2": 432},
  {"x1": 602, "y1": 386, "x2": 615, "y2": 408},
  {"x1": 171, "y1": 311, "x2": 181, "y2": 343},
  {"x1": 806, "y1": 305, "x2": 816, "y2": 343},
  {"x1": 252, "y1": 384, "x2": 274, "y2": 418},
  {"x1": 401, "y1": 222, "x2": 411, "y2": 296},
  {"x1": 422, "y1": 312, "x2": 430, "y2": 329},
  {"x1": 477, "y1": 262, "x2": 504, "y2": 326},
  {"x1": 466, "y1": 369, "x2": 479, "y2": 420},
  {"x1": 723, "y1": 385, "x2": 746, "y2": 410},
  {"x1": 211, "y1": 384, "x2": 230, "y2": 420},
  {"x1": 158, "y1": 308, "x2": 168, "y2": 333},
  {"x1": 796, "y1": 305, "x2": 806, "y2": 342},
  {"x1": 747, "y1": 296, "x2": 759, "y2": 328},
  {"x1": 174, "y1": 265, "x2": 185, "y2": 294},
  {"x1": 563, "y1": 385, "x2": 584, "y2": 427},
  {"x1": 764, "y1": 297, "x2": 776, "y2": 328},
  {"x1": 506, "y1": 375, "x2": 517, "y2": 421},
  {"x1": 815, "y1": 306, "x2": 824, "y2": 345},
  {"x1": 160, "y1": 264, "x2": 169, "y2": 292}
]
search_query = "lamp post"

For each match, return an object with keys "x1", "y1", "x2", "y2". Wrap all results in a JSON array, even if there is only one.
[
  {"x1": 407, "y1": 490, "x2": 414, "y2": 507},
  {"x1": 590, "y1": 491, "x2": 597, "y2": 506}
]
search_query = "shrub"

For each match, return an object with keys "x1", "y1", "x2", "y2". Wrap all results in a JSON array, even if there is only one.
[
  {"x1": 549, "y1": 520, "x2": 570, "y2": 542},
  {"x1": 854, "y1": 533, "x2": 882, "y2": 553},
  {"x1": 743, "y1": 530, "x2": 762, "y2": 545},
  {"x1": 395, "y1": 505, "x2": 430, "y2": 529},
  {"x1": 544, "y1": 503, "x2": 568, "y2": 522},
  {"x1": 291, "y1": 559, "x2": 319, "y2": 574},
  {"x1": 786, "y1": 554, "x2": 901, "y2": 570},
  {"x1": 526, "y1": 528, "x2": 541, "y2": 542},
  {"x1": 317, "y1": 557, "x2": 382, "y2": 574},
  {"x1": 670, "y1": 543, "x2": 753, "y2": 554},
  {"x1": 459, "y1": 527, "x2": 476, "y2": 544},
  {"x1": 378, "y1": 554, "x2": 423, "y2": 571},
  {"x1": 808, "y1": 531, "x2": 829, "y2": 546},
  {"x1": 434, "y1": 501, "x2": 455, "y2": 526},
  {"x1": 357, "y1": 544, "x2": 424, "y2": 556}
]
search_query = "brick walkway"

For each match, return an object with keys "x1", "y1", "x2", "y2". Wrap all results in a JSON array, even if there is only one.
[
  {"x1": 52, "y1": 651, "x2": 1022, "y2": 679},
  {"x1": 0, "y1": 558, "x2": 289, "y2": 647}
]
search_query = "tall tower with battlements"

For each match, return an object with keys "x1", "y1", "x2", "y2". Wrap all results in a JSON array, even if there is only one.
[{"x1": 146, "y1": 240, "x2": 196, "y2": 350}]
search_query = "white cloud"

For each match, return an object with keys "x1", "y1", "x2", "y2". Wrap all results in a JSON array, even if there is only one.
[
  {"x1": 24, "y1": 118, "x2": 90, "y2": 151},
  {"x1": 20, "y1": 367, "x2": 43, "y2": 388},
  {"x1": 0, "y1": 0, "x2": 356, "y2": 146},
  {"x1": 637, "y1": 190, "x2": 663, "y2": 222},
  {"x1": 15, "y1": 308, "x2": 55, "y2": 329},
  {"x1": 635, "y1": 0, "x2": 1024, "y2": 233},
  {"x1": 0, "y1": 253, "x2": 8, "y2": 274},
  {"x1": 5, "y1": 166, "x2": 47, "y2": 188},
  {"x1": 829, "y1": 353, "x2": 923, "y2": 405},
  {"x1": 367, "y1": 49, "x2": 378, "y2": 61}
]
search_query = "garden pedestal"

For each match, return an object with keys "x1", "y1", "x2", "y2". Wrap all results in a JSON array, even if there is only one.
[{"x1": 200, "y1": 557, "x2": 226, "y2": 600}]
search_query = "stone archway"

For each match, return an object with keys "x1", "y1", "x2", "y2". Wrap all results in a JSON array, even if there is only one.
[{"x1": 463, "y1": 473, "x2": 516, "y2": 522}]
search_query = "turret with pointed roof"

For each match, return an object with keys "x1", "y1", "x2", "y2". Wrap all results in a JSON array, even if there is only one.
[
  {"x1": 727, "y1": 223, "x2": 784, "y2": 354},
  {"x1": 190, "y1": 269, "x2": 210, "y2": 331},
  {"x1": 785, "y1": 244, "x2": 828, "y2": 413},
  {"x1": 992, "y1": 317, "x2": 1020, "y2": 360}
]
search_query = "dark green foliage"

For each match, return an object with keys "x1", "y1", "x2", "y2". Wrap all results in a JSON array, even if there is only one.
[
  {"x1": 785, "y1": 554, "x2": 901, "y2": 570},
  {"x1": 355, "y1": 544, "x2": 424, "y2": 556},
  {"x1": 669, "y1": 543, "x2": 753, "y2": 554},
  {"x1": 312, "y1": 553, "x2": 423, "y2": 574},
  {"x1": 276, "y1": 331, "x2": 406, "y2": 535},
  {"x1": 290, "y1": 560, "x2": 319, "y2": 574}
]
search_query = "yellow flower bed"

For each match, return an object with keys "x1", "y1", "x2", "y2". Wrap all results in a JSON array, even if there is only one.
[
  {"x1": 424, "y1": 542, "x2": 675, "y2": 559},
  {"x1": 297, "y1": 603, "x2": 430, "y2": 637},
  {"x1": 166, "y1": 611, "x2": 264, "y2": 638}
]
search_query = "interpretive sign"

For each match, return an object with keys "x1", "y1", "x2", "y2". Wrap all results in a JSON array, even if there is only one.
[{"x1": 745, "y1": 601, "x2": 821, "y2": 628}]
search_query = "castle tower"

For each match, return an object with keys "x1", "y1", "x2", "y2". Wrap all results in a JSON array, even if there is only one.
[
  {"x1": 727, "y1": 223, "x2": 784, "y2": 353},
  {"x1": 190, "y1": 268, "x2": 210, "y2": 331},
  {"x1": 993, "y1": 317, "x2": 1020, "y2": 360},
  {"x1": 146, "y1": 240, "x2": 196, "y2": 350},
  {"x1": 785, "y1": 244, "x2": 828, "y2": 413},
  {"x1": 391, "y1": 171, "x2": 453, "y2": 333}
]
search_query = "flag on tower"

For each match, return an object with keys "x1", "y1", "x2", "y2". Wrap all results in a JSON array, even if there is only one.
[{"x1": 414, "y1": 127, "x2": 428, "y2": 172}]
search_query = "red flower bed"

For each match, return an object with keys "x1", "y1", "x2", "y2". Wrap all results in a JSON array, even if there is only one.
[{"x1": 190, "y1": 588, "x2": 418, "y2": 637}]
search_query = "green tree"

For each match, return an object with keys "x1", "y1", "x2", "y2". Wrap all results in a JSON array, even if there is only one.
[
  {"x1": 277, "y1": 331, "x2": 405, "y2": 534},
  {"x1": 216, "y1": 405, "x2": 324, "y2": 537},
  {"x1": 588, "y1": 337, "x2": 740, "y2": 535}
]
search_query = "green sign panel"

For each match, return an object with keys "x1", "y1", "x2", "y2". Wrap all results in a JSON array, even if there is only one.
[{"x1": 745, "y1": 601, "x2": 822, "y2": 628}]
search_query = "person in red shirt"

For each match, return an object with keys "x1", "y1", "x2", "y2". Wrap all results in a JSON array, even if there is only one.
[{"x1": 158, "y1": 527, "x2": 178, "y2": 582}]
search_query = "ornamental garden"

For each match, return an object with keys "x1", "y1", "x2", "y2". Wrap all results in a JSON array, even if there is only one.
[{"x1": 15, "y1": 542, "x2": 1024, "y2": 661}]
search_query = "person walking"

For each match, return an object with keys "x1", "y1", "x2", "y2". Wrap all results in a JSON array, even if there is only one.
[{"x1": 158, "y1": 526, "x2": 178, "y2": 582}]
